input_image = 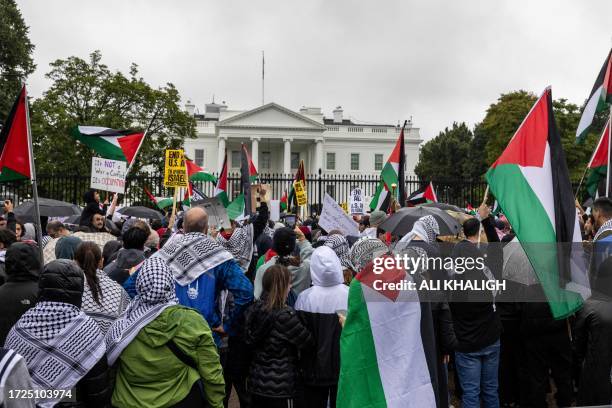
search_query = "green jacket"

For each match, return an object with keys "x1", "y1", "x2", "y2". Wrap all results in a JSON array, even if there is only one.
[{"x1": 112, "y1": 305, "x2": 225, "y2": 408}]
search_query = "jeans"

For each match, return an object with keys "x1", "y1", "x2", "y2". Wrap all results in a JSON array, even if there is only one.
[{"x1": 455, "y1": 340, "x2": 500, "y2": 408}]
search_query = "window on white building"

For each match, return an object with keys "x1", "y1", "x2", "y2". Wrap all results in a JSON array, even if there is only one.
[
  {"x1": 194, "y1": 149, "x2": 205, "y2": 167},
  {"x1": 375, "y1": 154, "x2": 383, "y2": 171},
  {"x1": 261, "y1": 151, "x2": 271, "y2": 170},
  {"x1": 231, "y1": 150, "x2": 240, "y2": 168},
  {"x1": 291, "y1": 152, "x2": 300, "y2": 169},
  {"x1": 326, "y1": 152, "x2": 336, "y2": 170},
  {"x1": 351, "y1": 153, "x2": 360, "y2": 171}
]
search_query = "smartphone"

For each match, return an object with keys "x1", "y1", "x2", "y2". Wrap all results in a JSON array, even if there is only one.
[{"x1": 284, "y1": 214, "x2": 297, "y2": 228}]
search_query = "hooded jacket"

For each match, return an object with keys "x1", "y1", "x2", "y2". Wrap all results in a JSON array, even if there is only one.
[
  {"x1": 0, "y1": 243, "x2": 41, "y2": 346},
  {"x1": 104, "y1": 248, "x2": 146, "y2": 285},
  {"x1": 295, "y1": 246, "x2": 348, "y2": 386}
]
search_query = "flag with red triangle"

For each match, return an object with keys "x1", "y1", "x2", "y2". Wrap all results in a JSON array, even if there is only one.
[
  {"x1": 369, "y1": 121, "x2": 406, "y2": 211},
  {"x1": 585, "y1": 119, "x2": 611, "y2": 198},
  {"x1": 407, "y1": 182, "x2": 438, "y2": 205},
  {"x1": 576, "y1": 49, "x2": 612, "y2": 142},
  {"x1": 280, "y1": 190, "x2": 288, "y2": 211},
  {"x1": 70, "y1": 126, "x2": 144, "y2": 164},
  {"x1": 0, "y1": 86, "x2": 32, "y2": 182},
  {"x1": 214, "y1": 152, "x2": 229, "y2": 207},
  {"x1": 185, "y1": 158, "x2": 216, "y2": 183}
]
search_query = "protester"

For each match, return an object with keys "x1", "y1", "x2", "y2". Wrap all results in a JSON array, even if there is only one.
[
  {"x1": 0, "y1": 243, "x2": 41, "y2": 346},
  {"x1": 5, "y1": 259, "x2": 109, "y2": 407},
  {"x1": 245, "y1": 264, "x2": 312, "y2": 408},
  {"x1": 0, "y1": 228, "x2": 17, "y2": 284},
  {"x1": 55, "y1": 235, "x2": 83, "y2": 260},
  {"x1": 362, "y1": 210, "x2": 385, "y2": 238},
  {"x1": 322, "y1": 233, "x2": 355, "y2": 284},
  {"x1": 590, "y1": 197, "x2": 612, "y2": 282},
  {"x1": 295, "y1": 246, "x2": 348, "y2": 408},
  {"x1": 102, "y1": 240, "x2": 123, "y2": 268},
  {"x1": 106, "y1": 257, "x2": 225, "y2": 408},
  {"x1": 215, "y1": 218, "x2": 255, "y2": 272},
  {"x1": 0, "y1": 348, "x2": 35, "y2": 408},
  {"x1": 1, "y1": 199, "x2": 16, "y2": 232},
  {"x1": 104, "y1": 225, "x2": 148, "y2": 285},
  {"x1": 14, "y1": 221, "x2": 24, "y2": 241},
  {"x1": 74, "y1": 212, "x2": 117, "y2": 251}
]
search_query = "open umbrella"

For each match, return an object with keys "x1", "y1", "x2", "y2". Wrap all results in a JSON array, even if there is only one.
[
  {"x1": 379, "y1": 206, "x2": 460, "y2": 237},
  {"x1": 503, "y1": 238, "x2": 539, "y2": 286},
  {"x1": 14, "y1": 198, "x2": 81, "y2": 223},
  {"x1": 117, "y1": 206, "x2": 162, "y2": 220},
  {"x1": 421, "y1": 202, "x2": 464, "y2": 213}
]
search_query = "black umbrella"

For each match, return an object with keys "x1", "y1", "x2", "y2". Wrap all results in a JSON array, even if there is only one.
[
  {"x1": 14, "y1": 198, "x2": 81, "y2": 223},
  {"x1": 117, "y1": 206, "x2": 162, "y2": 220},
  {"x1": 379, "y1": 206, "x2": 460, "y2": 237},
  {"x1": 421, "y1": 202, "x2": 464, "y2": 213}
]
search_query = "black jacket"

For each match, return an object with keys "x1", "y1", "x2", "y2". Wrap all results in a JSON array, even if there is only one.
[
  {"x1": 297, "y1": 311, "x2": 342, "y2": 386},
  {"x1": 57, "y1": 355, "x2": 111, "y2": 408},
  {"x1": 0, "y1": 243, "x2": 41, "y2": 346},
  {"x1": 103, "y1": 248, "x2": 145, "y2": 285},
  {"x1": 244, "y1": 300, "x2": 312, "y2": 398}
]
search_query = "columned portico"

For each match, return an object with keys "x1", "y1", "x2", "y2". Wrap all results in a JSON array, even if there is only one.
[
  {"x1": 250, "y1": 136, "x2": 260, "y2": 169},
  {"x1": 314, "y1": 137, "x2": 324, "y2": 173},
  {"x1": 218, "y1": 136, "x2": 227, "y2": 168},
  {"x1": 283, "y1": 137, "x2": 292, "y2": 175}
]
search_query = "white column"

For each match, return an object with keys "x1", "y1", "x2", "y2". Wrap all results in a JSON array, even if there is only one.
[
  {"x1": 314, "y1": 137, "x2": 324, "y2": 173},
  {"x1": 251, "y1": 137, "x2": 260, "y2": 170},
  {"x1": 283, "y1": 137, "x2": 292, "y2": 175},
  {"x1": 217, "y1": 136, "x2": 227, "y2": 170}
]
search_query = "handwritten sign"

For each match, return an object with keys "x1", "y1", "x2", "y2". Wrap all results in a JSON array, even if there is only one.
[
  {"x1": 349, "y1": 188, "x2": 364, "y2": 214},
  {"x1": 164, "y1": 149, "x2": 188, "y2": 187},
  {"x1": 293, "y1": 180, "x2": 307, "y2": 206},
  {"x1": 90, "y1": 157, "x2": 126, "y2": 194},
  {"x1": 319, "y1": 193, "x2": 360, "y2": 236}
]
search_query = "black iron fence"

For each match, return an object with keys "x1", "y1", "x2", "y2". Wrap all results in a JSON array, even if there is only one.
[{"x1": 0, "y1": 173, "x2": 494, "y2": 210}]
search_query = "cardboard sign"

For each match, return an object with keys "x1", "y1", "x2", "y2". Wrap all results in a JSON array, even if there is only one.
[
  {"x1": 250, "y1": 184, "x2": 271, "y2": 213},
  {"x1": 293, "y1": 180, "x2": 307, "y2": 206},
  {"x1": 90, "y1": 157, "x2": 127, "y2": 194},
  {"x1": 164, "y1": 149, "x2": 188, "y2": 187},
  {"x1": 349, "y1": 187, "x2": 364, "y2": 214},
  {"x1": 191, "y1": 197, "x2": 230, "y2": 230},
  {"x1": 319, "y1": 193, "x2": 360, "y2": 236}
]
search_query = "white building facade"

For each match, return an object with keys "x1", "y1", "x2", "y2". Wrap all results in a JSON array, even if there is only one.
[{"x1": 182, "y1": 101, "x2": 422, "y2": 176}]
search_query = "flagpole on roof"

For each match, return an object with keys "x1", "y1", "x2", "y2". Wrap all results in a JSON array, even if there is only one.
[{"x1": 23, "y1": 84, "x2": 44, "y2": 261}]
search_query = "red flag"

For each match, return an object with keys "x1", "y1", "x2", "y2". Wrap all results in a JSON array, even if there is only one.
[{"x1": 0, "y1": 86, "x2": 32, "y2": 182}]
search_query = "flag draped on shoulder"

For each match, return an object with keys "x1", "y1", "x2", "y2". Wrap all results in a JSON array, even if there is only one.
[
  {"x1": 185, "y1": 159, "x2": 216, "y2": 183},
  {"x1": 576, "y1": 49, "x2": 612, "y2": 142},
  {"x1": 0, "y1": 86, "x2": 32, "y2": 182},
  {"x1": 214, "y1": 152, "x2": 230, "y2": 207},
  {"x1": 486, "y1": 87, "x2": 590, "y2": 319},
  {"x1": 70, "y1": 126, "x2": 144, "y2": 164},
  {"x1": 407, "y1": 181, "x2": 437, "y2": 205},
  {"x1": 370, "y1": 122, "x2": 406, "y2": 212},
  {"x1": 585, "y1": 119, "x2": 610, "y2": 199}
]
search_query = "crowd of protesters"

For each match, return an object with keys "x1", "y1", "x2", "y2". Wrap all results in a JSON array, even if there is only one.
[{"x1": 0, "y1": 188, "x2": 611, "y2": 408}]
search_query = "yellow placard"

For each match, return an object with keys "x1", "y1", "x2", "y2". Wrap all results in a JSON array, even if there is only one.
[
  {"x1": 341, "y1": 202, "x2": 349, "y2": 213},
  {"x1": 293, "y1": 180, "x2": 307, "y2": 206},
  {"x1": 164, "y1": 149, "x2": 188, "y2": 187}
]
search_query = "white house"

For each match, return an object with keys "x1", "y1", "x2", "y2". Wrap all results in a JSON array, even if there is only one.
[{"x1": 182, "y1": 101, "x2": 422, "y2": 176}]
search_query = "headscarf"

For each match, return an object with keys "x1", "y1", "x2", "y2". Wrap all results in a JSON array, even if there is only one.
[
  {"x1": 216, "y1": 223, "x2": 254, "y2": 271},
  {"x1": 55, "y1": 236, "x2": 83, "y2": 260},
  {"x1": 349, "y1": 238, "x2": 388, "y2": 272},
  {"x1": 396, "y1": 215, "x2": 440, "y2": 251},
  {"x1": 324, "y1": 234, "x2": 354, "y2": 270},
  {"x1": 105, "y1": 257, "x2": 178, "y2": 365},
  {"x1": 82, "y1": 270, "x2": 131, "y2": 335}
]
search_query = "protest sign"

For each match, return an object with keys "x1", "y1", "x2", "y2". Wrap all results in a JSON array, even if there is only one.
[
  {"x1": 349, "y1": 187, "x2": 364, "y2": 214},
  {"x1": 90, "y1": 157, "x2": 127, "y2": 194},
  {"x1": 250, "y1": 183, "x2": 271, "y2": 213},
  {"x1": 164, "y1": 149, "x2": 188, "y2": 187},
  {"x1": 269, "y1": 200, "x2": 280, "y2": 221},
  {"x1": 319, "y1": 193, "x2": 360, "y2": 236},
  {"x1": 293, "y1": 180, "x2": 307, "y2": 206},
  {"x1": 193, "y1": 197, "x2": 230, "y2": 230}
]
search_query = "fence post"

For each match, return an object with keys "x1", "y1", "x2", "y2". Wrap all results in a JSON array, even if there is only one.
[
  {"x1": 72, "y1": 175, "x2": 78, "y2": 205},
  {"x1": 317, "y1": 168, "x2": 322, "y2": 215}
]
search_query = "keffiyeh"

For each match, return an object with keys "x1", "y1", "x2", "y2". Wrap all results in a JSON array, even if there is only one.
[
  {"x1": 216, "y1": 223, "x2": 254, "y2": 271},
  {"x1": 82, "y1": 270, "x2": 131, "y2": 334},
  {"x1": 396, "y1": 215, "x2": 440, "y2": 251},
  {"x1": 105, "y1": 257, "x2": 178, "y2": 365},
  {"x1": 5, "y1": 301, "x2": 105, "y2": 407},
  {"x1": 154, "y1": 232, "x2": 234, "y2": 286},
  {"x1": 324, "y1": 234, "x2": 354, "y2": 270},
  {"x1": 350, "y1": 238, "x2": 388, "y2": 272},
  {"x1": 594, "y1": 218, "x2": 612, "y2": 242}
]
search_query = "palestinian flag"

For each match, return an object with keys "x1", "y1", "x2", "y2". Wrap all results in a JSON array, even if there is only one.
[
  {"x1": 466, "y1": 203, "x2": 476, "y2": 215},
  {"x1": 287, "y1": 160, "x2": 306, "y2": 212},
  {"x1": 183, "y1": 182, "x2": 206, "y2": 206},
  {"x1": 226, "y1": 193, "x2": 245, "y2": 221},
  {"x1": 70, "y1": 126, "x2": 144, "y2": 164},
  {"x1": 407, "y1": 181, "x2": 437, "y2": 205},
  {"x1": 143, "y1": 186, "x2": 173, "y2": 209},
  {"x1": 214, "y1": 152, "x2": 230, "y2": 207},
  {"x1": 240, "y1": 145, "x2": 258, "y2": 182},
  {"x1": 0, "y1": 86, "x2": 32, "y2": 182},
  {"x1": 585, "y1": 119, "x2": 611, "y2": 199},
  {"x1": 576, "y1": 49, "x2": 612, "y2": 142},
  {"x1": 185, "y1": 159, "x2": 216, "y2": 183},
  {"x1": 337, "y1": 255, "x2": 437, "y2": 407},
  {"x1": 241, "y1": 144, "x2": 253, "y2": 216},
  {"x1": 370, "y1": 121, "x2": 406, "y2": 212},
  {"x1": 486, "y1": 87, "x2": 590, "y2": 319},
  {"x1": 280, "y1": 190, "x2": 288, "y2": 211}
]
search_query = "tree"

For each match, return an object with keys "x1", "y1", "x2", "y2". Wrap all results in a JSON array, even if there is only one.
[
  {"x1": 414, "y1": 122, "x2": 473, "y2": 180},
  {"x1": 0, "y1": 0, "x2": 35, "y2": 121},
  {"x1": 30, "y1": 51, "x2": 196, "y2": 175}
]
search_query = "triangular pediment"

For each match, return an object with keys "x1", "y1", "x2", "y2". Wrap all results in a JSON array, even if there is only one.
[{"x1": 217, "y1": 103, "x2": 326, "y2": 130}]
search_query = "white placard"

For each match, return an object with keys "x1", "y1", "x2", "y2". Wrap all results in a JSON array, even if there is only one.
[
  {"x1": 90, "y1": 157, "x2": 127, "y2": 194},
  {"x1": 319, "y1": 193, "x2": 360, "y2": 236},
  {"x1": 270, "y1": 200, "x2": 280, "y2": 222},
  {"x1": 349, "y1": 187, "x2": 364, "y2": 214}
]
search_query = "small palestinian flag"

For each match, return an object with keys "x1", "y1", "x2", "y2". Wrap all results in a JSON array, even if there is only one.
[
  {"x1": 370, "y1": 121, "x2": 406, "y2": 212},
  {"x1": 143, "y1": 186, "x2": 173, "y2": 209},
  {"x1": 407, "y1": 182, "x2": 437, "y2": 205},
  {"x1": 280, "y1": 190, "x2": 288, "y2": 211},
  {"x1": 185, "y1": 159, "x2": 216, "y2": 183},
  {"x1": 576, "y1": 49, "x2": 612, "y2": 142},
  {"x1": 183, "y1": 182, "x2": 206, "y2": 206},
  {"x1": 214, "y1": 152, "x2": 230, "y2": 207},
  {"x1": 585, "y1": 119, "x2": 611, "y2": 199},
  {"x1": 486, "y1": 87, "x2": 590, "y2": 319},
  {"x1": 71, "y1": 126, "x2": 144, "y2": 163},
  {"x1": 0, "y1": 86, "x2": 32, "y2": 182}
]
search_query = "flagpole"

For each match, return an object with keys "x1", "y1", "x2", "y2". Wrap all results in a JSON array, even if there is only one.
[
  {"x1": 125, "y1": 106, "x2": 162, "y2": 176},
  {"x1": 23, "y1": 85, "x2": 44, "y2": 260}
]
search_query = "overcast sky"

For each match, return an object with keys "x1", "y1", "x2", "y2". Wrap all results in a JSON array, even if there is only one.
[{"x1": 16, "y1": 0, "x2": 612, "y2": 140}]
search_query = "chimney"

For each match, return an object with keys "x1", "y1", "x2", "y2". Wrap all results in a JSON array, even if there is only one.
[
  {"x1": 333, "y1": 106, "x2": 343, "y2": 124},
  {"x1": 185, "y1": 100, "x2": 195, "y2": 116}
]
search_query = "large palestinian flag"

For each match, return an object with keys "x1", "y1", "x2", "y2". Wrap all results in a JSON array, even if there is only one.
[
  {"x1": 370, "y1": 122, "x2": 406, "y2": 212},
  {"x1": 486, "y1": 87, "x2": 590, "y2": 319},
  {"x1": 214, "y1": 152, "x2": 230, "y2": 207},
  {"x1": 70, "y1": 126, "x2": 144, "y2": 164},
  {"x1": 585, "y1": 119, "x2": 611, "y2": 198},
  {"x1": 185, "y1": 159, "x2": 216, "y2": 183},
  {"x1": 337, "y1": 255, "x2": 437, "y2": 407},
  {"x1": 576, "y1": 49, "x2": 612, "y2": 142},
  {"x1": 0, "y1": 86, "x2": 32, "y2": 182},
  {"x1": 407, "y1": 181, "x2": 437, "y2": 206}
]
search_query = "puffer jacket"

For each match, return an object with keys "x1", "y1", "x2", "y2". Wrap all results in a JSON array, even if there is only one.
[
  {"x1": 104, "y1": 248, "x2": 145, "y2": 285},
  {"x1": 244, "y1": 300, "x2": 312, "y2": 398},
  {"x1": 38, "y1": 259, "x2": 84, "y2": 307},
  {"x1": 0, "y1": 242, "x2": 41, "y2": 346}
]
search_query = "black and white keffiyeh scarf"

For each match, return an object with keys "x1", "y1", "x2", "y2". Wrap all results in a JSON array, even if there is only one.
[
  {"x1": 154, "y1": 232, "x2": 234, "y2": 286},
  {"x1": 216, "y1": 223, "x2": 254, "y2": 271},
  {"x1": 324, "y1": 234, "x2": 354, "y2": 270},
  {"x1": 5, "y1": 301, "x2": 105, "y2": 407},
  {"x1": 105, "y1": 257, "x2": 178, "y2": 365},
  {"x1": 594, "y1": 218, "x2": 612, "y2": 242},
  {"x1": 83, "y1": 270, "x2": 131, "y2": 335},
  {"x1": 395, "y1": 215, "x2": 440, "y2": 251},
  {"x1": 350, "y1": 238, "x2": 388, "y2": 272}
]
